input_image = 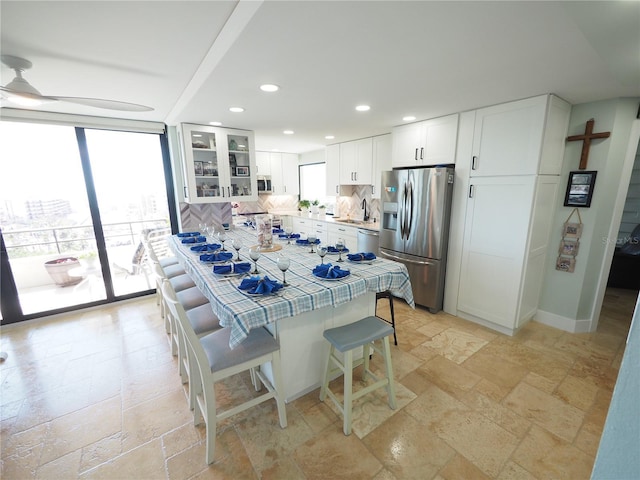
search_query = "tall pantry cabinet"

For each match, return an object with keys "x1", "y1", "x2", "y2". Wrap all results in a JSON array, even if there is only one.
[{"x1": 455, "y1": 95, "x2": 570, "y2": 334}]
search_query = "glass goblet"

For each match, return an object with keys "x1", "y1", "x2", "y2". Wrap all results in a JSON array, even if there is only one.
[
  {"x1": 284, "y1": 226, "x2": 293, "y2": 244},
  {"x1": 335, "y1": 238, "x2": 345, "y2": 262},
  {"x1": 307, "y1": 233, "x2": 317, "y2": 253},
  {"x1": 317, "y1": 246, "x2": 328, "y2": 264},
  {"x1": 277, "y1": 255, "x2": 290, "y2": 286},
  {"x1": 232, "y1": 238, "x2": 242, "y2": 261},
  {"x1": 217, "y1": 231, "x2": 227, "y2": 251},
  {"x1": 249, "y1": 249, "x2": 260, "y2": 274}
]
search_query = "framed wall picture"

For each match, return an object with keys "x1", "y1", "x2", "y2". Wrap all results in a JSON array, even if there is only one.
[
  {"x1": 559, "y1": 238, "x2": 580, "y2": 256},
  {"x1": 556, "y1": 256, "x2": 576, "y2": 273},
  {"x1": 562, "y1": 222, "x2": 583, "y2": 239},
  {"x1": 564, "y1": 171, "x2": 597, "y2": 207}
]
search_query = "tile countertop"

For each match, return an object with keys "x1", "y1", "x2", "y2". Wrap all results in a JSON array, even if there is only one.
[{"x1": 273, "y1": 211, "x2": 381, "y2": 232}]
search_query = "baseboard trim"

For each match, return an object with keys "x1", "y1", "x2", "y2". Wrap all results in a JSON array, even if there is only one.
[{"x1": 534, "y1": 309, "x2": 593, "y2": 333}]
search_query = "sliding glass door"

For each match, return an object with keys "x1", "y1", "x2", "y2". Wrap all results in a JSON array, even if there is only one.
[{"x1": 0, "y1": 120, "x2": 174, "y2": 321}]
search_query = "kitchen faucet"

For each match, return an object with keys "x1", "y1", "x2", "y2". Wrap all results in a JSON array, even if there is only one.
[{"x1": 362, "y1": 199, "x2": 369, "y2": 221}]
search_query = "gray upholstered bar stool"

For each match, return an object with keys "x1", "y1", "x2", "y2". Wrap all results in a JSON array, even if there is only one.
[{"x1": 319, "y1": 316, "x2": 397, "y2": 435}]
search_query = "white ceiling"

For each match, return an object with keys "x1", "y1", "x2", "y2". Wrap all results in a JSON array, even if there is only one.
[{"x1": 1, "y1": 1, "x2": 639, "y2": 154}]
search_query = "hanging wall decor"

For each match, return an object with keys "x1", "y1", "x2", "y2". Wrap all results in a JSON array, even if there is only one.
[
  {"x1": 564, "y1": 170, "x2": 597, "y2": 208},
  {"x1": 556, "y1": 208, "x2": 583, "y2": 273}
]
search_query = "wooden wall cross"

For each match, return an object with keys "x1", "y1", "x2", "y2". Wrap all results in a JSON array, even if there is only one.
[{"x1": 566, "y1": 118, "x2": 611, "y2": 169}]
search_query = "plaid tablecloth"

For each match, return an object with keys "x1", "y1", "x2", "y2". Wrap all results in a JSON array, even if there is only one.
[{"x1": 168, "y1": 227, "x2": 414, "y2": 348}]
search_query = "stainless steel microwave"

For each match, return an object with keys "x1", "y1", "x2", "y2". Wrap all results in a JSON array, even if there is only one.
[{"x1": 257, "y1": 175, "x2": 272, "y2": 193}]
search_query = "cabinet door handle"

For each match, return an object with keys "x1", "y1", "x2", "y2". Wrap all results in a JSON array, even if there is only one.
[
  {"x1": 335, "y1": 185, "x2": 339, "y2": 194},
  {"x1": 372, "y1": 185, "x2": 375, "y2": 195},
  {"x1": 420, "y1": 147, "x2": 424, "y2": 160},
  {"x1": 184, "y1": 186, "x2": 188, "y2": 197},
  {"x1": 469, "y1": 185, "x2": 474, "y2": 198},
  {"x1": 354, "y1": 172, "x2": 357, "y2": 181},
  {"x1": 472, "y1": 156, "x2": 478, "y2": 170},
  {"x1": 414, "y1": 148, "x2": 418, "y2": 161}
]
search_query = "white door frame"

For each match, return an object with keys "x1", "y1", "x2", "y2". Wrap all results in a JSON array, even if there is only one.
[{"x1": 591, "y1": 119, "x2": 640, "y2": 331}]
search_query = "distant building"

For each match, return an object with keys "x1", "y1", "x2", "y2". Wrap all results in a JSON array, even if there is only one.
[{"x1": 25, "y1": 199, "x2": 72, "y2": 220}]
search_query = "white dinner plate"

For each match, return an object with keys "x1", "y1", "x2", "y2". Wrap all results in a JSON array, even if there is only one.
[
  {"x1": 313, "y1": 273, "x2": 350, "y2": 281},
  {"x1": 237, "y1": 287, "x2": 278, "y2": 296},
  {"x1": 347, "y1": 258, "x2": 376, "y2": 265}
]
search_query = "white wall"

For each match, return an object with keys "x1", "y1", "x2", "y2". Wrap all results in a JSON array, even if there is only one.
[{"x1": 537, "y1": 98, "x2": 640, "y2": 330}]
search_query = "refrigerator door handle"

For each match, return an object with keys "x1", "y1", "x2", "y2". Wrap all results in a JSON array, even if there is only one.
[
  {"x1": 407, "y1": 180, "x2": 414, "y2": 238},
  {"x1": 379, "y1": 250, "x2": 437, "y2": 266},
  {"x1": 399, "y1": 182, "x2": 406, "y2": 238}
]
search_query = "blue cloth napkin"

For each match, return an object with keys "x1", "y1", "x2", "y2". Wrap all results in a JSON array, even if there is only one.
[
  {"x1": 177, "y1": 231, "x2": 200, "y2": 237},
  {"x1": 327, "y1": 245, "x2": 349, "y2": 253},
  {"x1": 347, "y1": 252, "x2": 377, "y2": 261},
  {"x1": 213, "y1": 262, "x2": 251, "y2": 275},
  {"x1": 238, "y1": 275, "x2": 283, "y2": 295},
  {"x1": 182, "y1": 235, "x2": 206, "y2": 244},
  {"x1": 296, "y1": 238, "x2": 321, "y2": 245},
  {"x1": 273, "y1": 228, "x2": 284, "y2": 234},
  {"x1": 190, "y1": 243, "x2": 222, "y2": 252},
  {"x1": 199, "y1": 251, "x2": 233, "y2": 262},
  {"x1": 312, "y1": 263, "x2": 350, "y2": 279},
  {"x1": 279, "y1": 233, "x2": 300, "y2": 239}
]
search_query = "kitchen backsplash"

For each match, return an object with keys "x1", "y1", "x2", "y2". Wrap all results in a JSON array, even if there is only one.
[{"x1": 178, "y1": 186, "x2": 380, "y2": 231}]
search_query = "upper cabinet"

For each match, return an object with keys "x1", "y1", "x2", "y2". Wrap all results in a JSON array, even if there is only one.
[
  {"x1": 392, "y1": 114, "x2": 459, "y2": 168},
  {"x1": 339, "y1": 138, "x2": 373, "y2": 185},
  {"x1": 470, "y1": 95, "x2": 570, "y2": 177},
  {"x1": 179, "y1": 124, "x2": 257, "y2": 203},
  {"x1": 325, "y1": 144, "x2": 341, "y2": 196},
  {"x1": 270, "y1": 152, "x2": 299, "y2": 196},
  {"x1": 372, "y1": 134, "x2": 392, "y2": 199},
  {"x1": 255, "y1": 151, "x2": 272, "y2": 176}
]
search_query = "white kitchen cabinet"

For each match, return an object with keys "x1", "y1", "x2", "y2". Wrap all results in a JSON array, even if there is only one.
[
  {"x1": 339, "y1": 138, "x2": 373, "y2": 185},
  {"x1": 392, "y1": 114, "x2": 459, "y2": 168},
  {"x1": 310, "y1": 220, "x2": 328, "y2": 245},
  {"x1": 372, "y1": 134, "x2": 392, "y2": 200},
  {"x1": 327, "y1": 223, "x2": 358, "y2": 253},
  {"x1": 325, "y1": 144, "x2": 341, "y2": 196},
  {"x1": 457, "y1": 176, "x2": 560, "y2": 333},
  {"x1": 255, "y1": 151, "x2": 271, "y2": 176},
  {"x1": 292, "y1": 217, "x2": 311, "y2": 235},
  {"x1": 280, "y1": 153, "x2": 300, "y2": 196},
  {"x1": 256, "y1": 152, "x2": 299, "y2": 195},
  {"x1": 179, "y1": 123, "x2": 257, "y2": 203},
  {"x1": 470, "y1": 95, "x2": 570, "y2": 176}
]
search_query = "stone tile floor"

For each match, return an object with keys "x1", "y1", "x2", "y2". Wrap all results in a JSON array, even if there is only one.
[{"x1": 0, "y1": 287, "x2": 636, "y2": 479}]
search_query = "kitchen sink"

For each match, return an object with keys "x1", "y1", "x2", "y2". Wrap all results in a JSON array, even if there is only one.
[{"x1": 335, "y1": 218, "x2": 364, "y2": 225}]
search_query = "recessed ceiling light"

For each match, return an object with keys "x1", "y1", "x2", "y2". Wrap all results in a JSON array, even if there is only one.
[
  {"x1": 403, "y1": 116, "x2": 416, "y2": 122},
  {"x1": 229, "y1": 107, "x2": 244, "y2": 113},
  {"x1": 325, "y1": 135, "x2": 335, "y2": 140},
  {"x1": 283, "y1": 130, "x2": 294, "y2": 135},
  {"x1": 260, "y1": 84, "x2": 279, "y2": 92},
  {"x1": 355, "y1": 105, "x2": 370, "y2": 112},
  {"x1": 209, "y1": 121, "x2": 222, "y2": 126},
  {"x1": 193, "y1": 134, "x2": 202, "y2": 137}
]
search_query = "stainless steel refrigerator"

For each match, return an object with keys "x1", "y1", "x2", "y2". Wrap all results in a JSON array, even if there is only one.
[{"x1": 379, "y1": 167, "x2": 455, "y2": 312}]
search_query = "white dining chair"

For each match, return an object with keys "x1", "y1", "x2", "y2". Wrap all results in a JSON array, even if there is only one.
[{"x1": 162, "y1": 279, "x2": 287, "y2": 464}]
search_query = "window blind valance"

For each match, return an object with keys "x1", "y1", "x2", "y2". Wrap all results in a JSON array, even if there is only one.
[{"x1": 0, "y1": 108, "x2": 165, "y2": 134}]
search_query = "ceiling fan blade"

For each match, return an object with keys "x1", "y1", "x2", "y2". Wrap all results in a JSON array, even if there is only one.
[{"x1": 53, "y1": 96, "x2": 154, "y2": 112}]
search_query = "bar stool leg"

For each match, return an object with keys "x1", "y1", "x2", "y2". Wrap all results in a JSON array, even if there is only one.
[
  {"x1": 319, "y1": 343, "x2": 333, "y2": 402},
  {"x1": 382, "y1": 336, "x2": 397, "y2": 409},
  {"x1": 388, "y1": 295, "x2": 397, "y2": 346},
  {"x1": 343, "y1": 349, "x2": 353, "y2": 435}
]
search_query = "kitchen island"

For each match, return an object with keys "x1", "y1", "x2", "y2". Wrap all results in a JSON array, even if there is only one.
[{"x1": 169, "y1": 226, "x2": 413, "y2": 401}]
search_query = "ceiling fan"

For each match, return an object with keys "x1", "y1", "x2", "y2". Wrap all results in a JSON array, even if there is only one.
[{"x1": 1, "y1": 55, "x2": 154, "y2": 112}]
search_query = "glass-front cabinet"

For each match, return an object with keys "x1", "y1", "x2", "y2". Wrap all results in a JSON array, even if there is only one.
[{"x1": 179, "y1": 124, "x2": 257, "y2": 203}]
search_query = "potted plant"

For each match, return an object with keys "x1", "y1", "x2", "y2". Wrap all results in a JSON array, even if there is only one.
[
  {"x1": 299, "y1": 199, "x2": 311, "y2": 214},
  {"x1": 311, "y1": 200, "x2": 320, "y2": 214},
  {"x1": 318, "y1": 204, "x2": 327, "y2": 215},
  {"x1": 44, "y1": 257, "x2": 83, "y2": 287}
]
